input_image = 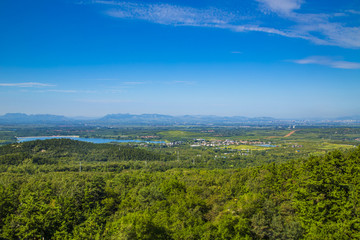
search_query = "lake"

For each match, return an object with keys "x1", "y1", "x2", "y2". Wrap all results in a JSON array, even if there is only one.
[{"x1": 17, "y1": 136, "x2": 166, "y2": 144}]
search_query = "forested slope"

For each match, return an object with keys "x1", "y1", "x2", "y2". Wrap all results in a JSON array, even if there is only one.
[
  {"x1": 0, "y1": 142, "x2": 360, "y2": 239},
  {"x1": 0, "y1": 139, "x2": 175, "y2": 173},
  {"x1": 0, "y1": 139, "x2": 173, "y2": 164}
]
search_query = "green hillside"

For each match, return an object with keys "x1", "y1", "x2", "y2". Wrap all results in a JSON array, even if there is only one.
[{"x1": 1, "y1": 140, "x2": 359, "y2": 239}]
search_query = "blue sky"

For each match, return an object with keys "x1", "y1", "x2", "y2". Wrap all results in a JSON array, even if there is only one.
[{"x1": 0, "y1": 0, "x2": 359, "y2": 118}]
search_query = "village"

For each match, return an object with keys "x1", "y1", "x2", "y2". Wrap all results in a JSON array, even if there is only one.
[{"x1": 190, "y1": 138, "x2": 272, "y2": 147}]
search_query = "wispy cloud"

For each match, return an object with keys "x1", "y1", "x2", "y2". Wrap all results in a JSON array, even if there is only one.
[
  {"x1": 93, "y1": 0, "x2": 360, "y2": 49},
  {"x1": 347, "y1": 10, "x2": 360, "y2": 15},
  {"x1": 96, "y1": 1, "x2": 300, "y2": 42},
  {"x1": 255, "y1": 0, "x2": 360, "y2": 48},
  {"x1": 229, "y1": 24, "x2": 298, "y2": 38},
  {"x1": 104, "y1": 2, "x2": 234, "y2": 26},
  {"x1": 256, "y1": 0, "x2": 303, "y2": 14},
  {"x1": 0, "y1": 82, "x2": 55, "y2": 87},
  {"x1": 292, "y1": 56, "x2": 360, "y2": 69}
]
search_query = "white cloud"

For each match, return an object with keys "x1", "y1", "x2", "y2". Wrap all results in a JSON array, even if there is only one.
[
  {"x1": 0, "y1": 82, "x2": 55, "y2": 87},
  {"x1": 94, "y1": 1, "x2": 360, "y2": 49},
  {"x1": 316, "y1": 24, "x2": 360, "y2": 48},
  {"x1": 347, "y1": 10, "x2": 360, "y2": 15},
  {"x1": 98, "y1": 1, "x2": 300, "y2": 40},
  {"x1": 293, "y1": 56, "x2": 360, "y2": 69},
  {"x1": 103, "y1": 1, "x2": 234, "y2": 26},
  {"x1": 280, "y1": 12, "x2": 360, "y2": 48},
  {"x1": 230, "y1": 24, "x2": 297, "y2": 38},
  {"x1": 256, "y1": 1, "x2": 360, "y2": 48},
  {"x1": 256, "y1": 0, "x2": 303, "y2": 14}
]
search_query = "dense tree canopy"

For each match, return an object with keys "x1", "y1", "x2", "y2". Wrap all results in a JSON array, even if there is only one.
[{"x1": 0, "y1": 138, "x2": 359, "y2": 239}]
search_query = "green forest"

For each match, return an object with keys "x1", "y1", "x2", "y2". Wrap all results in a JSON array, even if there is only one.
[{"x1": 1, "y1": 138, "x2": 360, "y2": 239}]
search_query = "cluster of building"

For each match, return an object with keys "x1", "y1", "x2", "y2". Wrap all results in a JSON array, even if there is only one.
[
  {"x1": 191, "y1": 139, "x2": 268, "y2": 147},
  {"x1": 139, "y1": 135, "x2": 159, "y2": 139},
  {"x1": 165, "y1": 141, "x2": 184, "y2": 146}
]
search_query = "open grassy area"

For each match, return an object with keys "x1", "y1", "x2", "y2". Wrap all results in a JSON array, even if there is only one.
[
  {"x1": 158, "y1": 130, "x2": 206, "y2": 139},
  {"x1": 224, "y1": 145, "x2": 272, "y2": 151},
  {"x1": 318, "y1": 142, "x2": 356, "y2": 150}
]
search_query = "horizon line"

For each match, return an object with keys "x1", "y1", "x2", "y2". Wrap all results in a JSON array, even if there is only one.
[{"x1": 1, "y1": 112, "x2": 359, "y2": 120}]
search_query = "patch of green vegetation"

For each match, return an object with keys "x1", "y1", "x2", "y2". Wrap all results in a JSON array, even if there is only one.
[
  {"x1": 1, "y1": 146, "x2": 360, "y2": 239},
  {"x1": 158, "y1": 130, "x2": 204, "y2": 139},
  {"x1": 225, "y1": 145, "x2": 271, "y2": 151},
  {"x1": 318, "y1": 142, "x2": 355, "y2": 150}
]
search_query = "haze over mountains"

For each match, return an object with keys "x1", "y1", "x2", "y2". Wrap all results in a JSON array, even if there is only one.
[{"x1": 0, "y1": 113, "x2": 359, "y2": 126}]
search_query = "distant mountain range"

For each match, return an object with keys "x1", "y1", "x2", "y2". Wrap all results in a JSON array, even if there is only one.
[
  {"x1": 97, "y1": 113, "x2": 275, "y2": 125},
  {"x1": 0, "y1": 113, "x2": 70, "y2": 124},
  {"x1": 0, "y1": 113, "x2": 359, "y2": 126}
]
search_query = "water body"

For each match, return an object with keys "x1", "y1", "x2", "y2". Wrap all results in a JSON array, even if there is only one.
[
  {"x1": 17, "y1": 136, "x2": 166, "y2": 144},
  {"x1": 256, "y1": 144, "x2": 278, "y2": 147}
]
